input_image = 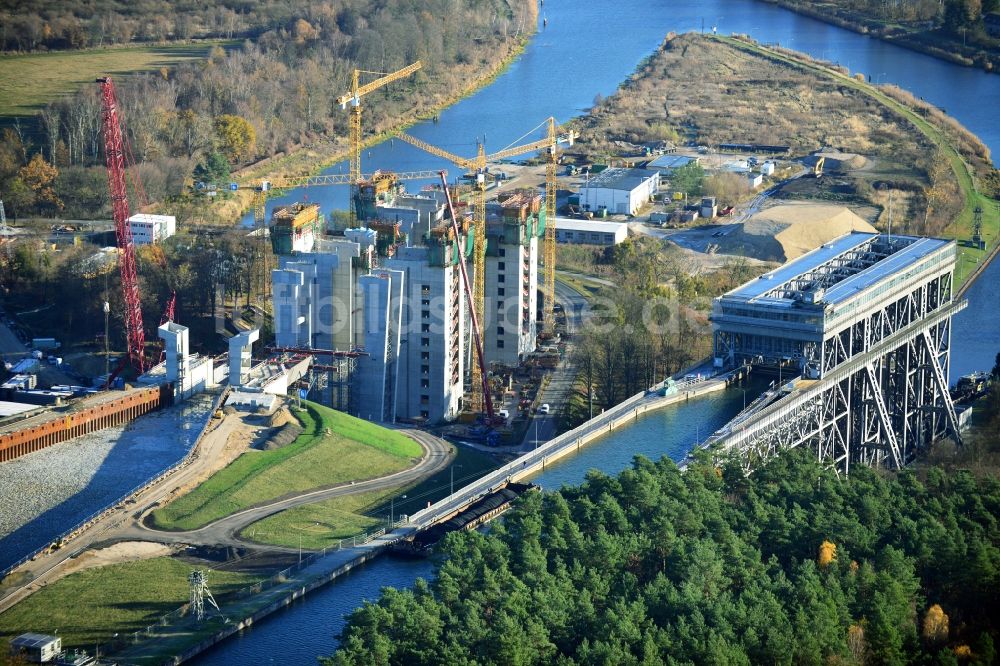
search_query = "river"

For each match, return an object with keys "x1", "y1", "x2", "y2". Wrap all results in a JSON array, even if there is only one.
[{"x1": 199, "y1": 1, "x2": 999, "y2": 662}]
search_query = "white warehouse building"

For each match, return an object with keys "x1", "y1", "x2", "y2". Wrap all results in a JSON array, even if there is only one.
[
  {"x1": 128, "y1": 213, "x2": 176, "y2": 245},
  {"x1": 578, "y1": 167, "x2": 659, "y2": 216},
  {"x1": 554, "y1": 217, "x2": 628, "y2": 246}
]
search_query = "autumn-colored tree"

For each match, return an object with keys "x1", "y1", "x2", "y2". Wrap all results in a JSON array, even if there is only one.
[
  {"x1": 922, "y1": 604, "x2": 949, "y2": 644},
  {"x1": 847, "y1": 624, "x2": 867, "y2": 664},
  {"x1": 954, "y1": 644, "x2": 973, "y2": 660},
  {"x1": 213, "y1": 114, "x2": 256, "y2": 163},
  {"x1": 293, "y1": 18, "x2": 319, "y2": 43},
  {"x1": 818, "y1": 540, "x2": 837, "y2": 568},
  {"x1": 17, "y1": 154, "x2": 63, "y2": 212}
]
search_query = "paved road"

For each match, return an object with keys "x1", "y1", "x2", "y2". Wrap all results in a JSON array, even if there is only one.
[
  {"x1": 519, "y1": 279, "x2": 590, "y2": 451},
  {"x1": 0, "y1": 412, "x2": 451, "y2": 614},
  {"x1": 125, "y1": 429, "x2": 452, "y2": 548}
]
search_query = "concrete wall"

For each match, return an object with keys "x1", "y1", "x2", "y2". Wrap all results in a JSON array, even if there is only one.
[
  {"x1": 356, "y1": 269, "x2": 405, "y2": 422},
  {"x1": 0, "y1": 386, "x2": 171, "y2": 463},
  {"x1": 484, "y1": 235, "x2": 537, "y2": 366},
  {"x1": 384, "y1": 247, "x2": 465, "y2": 422}
]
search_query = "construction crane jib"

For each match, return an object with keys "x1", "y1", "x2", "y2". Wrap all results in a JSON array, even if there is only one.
[
  {"x1": 396, "y1": 117, "x2": 575, "y2": 332},
  {"x1": 233, "y1": 169, "x2": 442, "y2": 303},
  {"x1": 335, "y1": 61, "x2": 422, "y2": 224},
  {"x1": 438, "y1": 171, "x2": 496, "y2": 424},
  {"x1": 97, "y1": 77, "x2": 147, "y2": 378}
]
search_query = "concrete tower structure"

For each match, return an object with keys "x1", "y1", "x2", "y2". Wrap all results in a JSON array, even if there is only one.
[
  {"x1": 229, "y1": 328, "x2": 260, "y2": 389},
  {"x1": 483, "y1": 191, "x2": 543, "y2": 366},
  {"x1": 383, "y1": 235, "x2": 469, "y2": 422}
]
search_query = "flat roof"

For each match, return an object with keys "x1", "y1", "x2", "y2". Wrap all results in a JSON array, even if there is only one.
[
  {"x1": 128, "y1": 213, "x2": 175, "y2": 223},
  {"x1": 725, "y1": 233, "x2": 875, "y2": 301},
  {"x1": 649, "y1": 154, "x2": 697, "y2": 169},
  {"x1": 553, "y1": 217, "x2": 628, "y2": 234},
  {"x1": 722, "y1": 232, "x2": 952, "y2": 307},
  {"x1": 582, "y1": 167, "x2": 659, "y2": 192},
  {"x1": 822, "y1": 237, "x2": 951, "y2": 304},
  {"x1": 0, "y1": 401, "x2": 41, "y2": 418},
  {"x1": 11, "y1": 633, "x2": 59, "y2": 647}
]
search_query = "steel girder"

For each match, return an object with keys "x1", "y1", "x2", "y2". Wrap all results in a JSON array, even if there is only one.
[{"x1": 706, "y1": 300, "x2": 965, "y2": 476}]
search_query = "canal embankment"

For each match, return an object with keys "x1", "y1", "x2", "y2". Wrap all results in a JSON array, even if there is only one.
[{"x1": 104, "y1": 370, "x2": 743, "y2": 664}]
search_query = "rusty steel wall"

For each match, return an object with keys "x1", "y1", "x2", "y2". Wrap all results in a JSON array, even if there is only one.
[{"x1": 0, "y1": 385, "x2": 173, "y2": 463}]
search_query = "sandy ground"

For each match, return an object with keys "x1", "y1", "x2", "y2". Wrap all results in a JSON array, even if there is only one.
[
  {"x1": 50, "y1": 541, "x2": 180, "y2": 583},
  {"x1": 646, "y1": 202, "x2": 878, "y2": 265},
  {"x1": 156, "y1": 414, "x2": 264, "y2": 504}
]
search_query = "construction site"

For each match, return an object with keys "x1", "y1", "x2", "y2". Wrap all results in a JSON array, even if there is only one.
[
  {"x1": 1, "y1": 14, "x2": 998, "y2": 664},
  {"x1": 0, "y1": 64, "x2": 579, "y2": 589}
]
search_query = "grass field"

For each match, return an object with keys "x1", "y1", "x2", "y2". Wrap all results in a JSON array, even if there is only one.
[
  {"x1": 242, "y1": 489, "x2": 397, "y2": 550},
  {"x1": 241, "y1": 445, "x2": 502, "y2": 550},
  {"x1": 0, "y1": 556, "x2": 260, "y2": 649},
  {"x1": 0, "y1": 42, "x2": 234, "y2": 119},
  {"x1": 149, "y1": 402, "x2": 423, "y2": 531}
]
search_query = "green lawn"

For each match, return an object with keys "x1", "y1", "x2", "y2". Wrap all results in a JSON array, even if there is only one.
[
  {"x1": 241, "y1": 445, "x2": 501, "y2": 550},
  {"x1": 0, "y1": 557, "x2": 260, "y2": 649},
  {"x1": 0, "y1": 42, "x2": 235, "y2": 119},
  {"x1": 241, "y1": 488, "x2": 398, "y2": 550},
  {"x1": 149, "y1": 402, "x2": 422, "y2": 531}
]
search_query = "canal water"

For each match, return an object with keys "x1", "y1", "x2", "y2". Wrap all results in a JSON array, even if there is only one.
[{"x1": 200, "y1": 0, "x2": 999, "y2": 662}]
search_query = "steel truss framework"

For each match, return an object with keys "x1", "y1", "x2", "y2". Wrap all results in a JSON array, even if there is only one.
[
  {"x1": 714, "y1": 244, "x2": 954, "y2": 376},
  {"x1": 707, "y1": 298, "x2": 966, "y2": 476}
]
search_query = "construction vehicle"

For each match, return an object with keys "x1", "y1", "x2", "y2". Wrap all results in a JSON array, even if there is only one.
[
  {"x1": 395, "y1": 119, "x2": 575, "y2": 410},
  {"x1": 335, "y1": 61, "x2": 422, "y2": 225},
  {"x1": 813, "y1": 155, "x2": 825, "y2": 178},
  {"x1": 97, "y1": 78, "x2": 181, "y2": 386}
]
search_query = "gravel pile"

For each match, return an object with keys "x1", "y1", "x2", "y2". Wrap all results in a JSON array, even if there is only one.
[{"x1": 0, "y1": 393, "x2": 214, "y2": 572}]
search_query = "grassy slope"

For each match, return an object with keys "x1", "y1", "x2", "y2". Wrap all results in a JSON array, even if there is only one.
[
  {"x1": 0, "y1": 557, "x2": 260, "y2": 648},
  {"x1": 0, "y1": 42, "x2": 234, "y2": 119},
  {"x1": 716, "y1": 35, "x2": 1000, "y2": 289},
  {"x1": 241, "y1": 445, "x2": 501, "y2": 550},
  {"x1": 149, "y1": 402, "x2": 422, "y2": 531},
  {"x1": 242, "y1": 489, "x2": 396, "y2": 550}
]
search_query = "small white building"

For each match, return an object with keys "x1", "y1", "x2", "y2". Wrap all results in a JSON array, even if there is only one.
[
  {"x1": 578, "y1": 168, "x2": 659, "y2": 216},
  {"x1": 748, "y1": 172, "x2": 764, "y2": 189},
  {"x1": 554, "y1": 217, "x2": 628, "y2": 246},
  {"x1": 760, "y1": 160, "x2": 776, "y2": 176},
  {"x1": 128, "y1": 214, "x2": 176, "y2": 245},
  {"x1": 9, "y1": 633, "x2": 61, "y2": 663}
]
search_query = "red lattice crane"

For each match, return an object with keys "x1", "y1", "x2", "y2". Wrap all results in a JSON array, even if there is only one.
[{"x1": 97, "y1": 77, "x2": 146, "y2": 378}]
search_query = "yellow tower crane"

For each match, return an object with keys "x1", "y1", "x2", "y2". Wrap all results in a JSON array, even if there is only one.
[
  {"x1": 236, "y1": 168, "x2": 442, "y2": 303},
  {"x1": 395, "y1": 119, "x2": 575, "y2": 411},
  {"x1": 335, "y1": 61, "x2": 422, "y2": 225}
]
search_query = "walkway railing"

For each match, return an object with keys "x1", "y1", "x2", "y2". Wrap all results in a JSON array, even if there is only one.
[{"x1": 0, "y1": 389, "x2": 228, "y2": 581}]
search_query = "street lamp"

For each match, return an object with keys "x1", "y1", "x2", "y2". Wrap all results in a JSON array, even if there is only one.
[
  {"x1": 390, "y1": 494, "x2": 406, "y2": 525},
  {"x1": 450, "y1": 464, "x2": 464, "y2": 495}
]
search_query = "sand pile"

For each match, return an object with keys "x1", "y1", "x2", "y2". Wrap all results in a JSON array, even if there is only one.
[{"x1": 720, "y1": 203, "x2": 876, "y2": 261}]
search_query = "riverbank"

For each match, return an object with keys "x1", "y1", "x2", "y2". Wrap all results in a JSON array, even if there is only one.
[
  {"x1": 569, "y1": 32, "x2": 975, "y2": 251},
  {"x1": 212, "y1": 2, "x2": 539, "y2": 226},
  {"x1": 758, "y1": 0, "x2": 1000, "y2": 73},
  {"x1": 718, "y1": 34, "x2": 1000, "y2": 290}
]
